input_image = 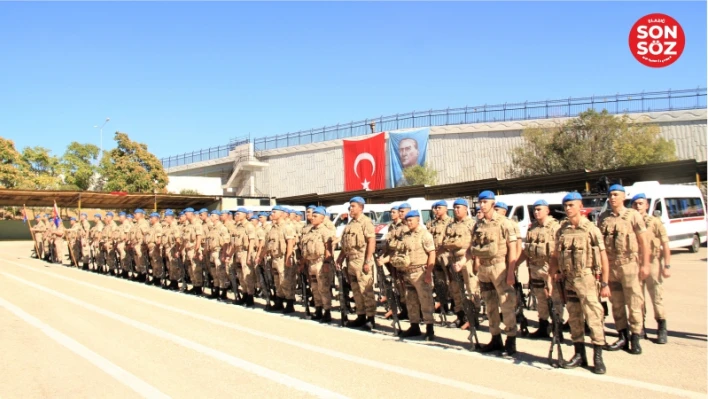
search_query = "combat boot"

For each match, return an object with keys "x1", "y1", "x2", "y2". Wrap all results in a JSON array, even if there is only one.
[
  {"x1": 208, "y1": 288, "x2": 219, "y2": 299},
  {"x1": 424, "y1": 324, "x2": 435, "y2": 341},
  {"x1": 397, "y1": 307, "x2": 409, "y2": 321},
  {"x1": 400, "y1": 324, "x2": 422, "y2": 338},
  {"x1": 312, "y1": 307, "x2": 323, "y2": 320},
  {"x1": 562, "y1": 342, "x2": 588, "y2": 368},
  {"x1": 271, "y1": 297, "x2": 284, "y2": 311},
  {"x1": 629, "y1": 332, "x2": 642, "y2": 354},
  {"x1": 363, "y1": 316, "x2": 375, "y2": 331},
  {"x1": 454, "y1": 311, "x2": 467, "y2": 328},
  {"x1": 346, "y1": 315, "x2": 367, "y2": 328},
  {"x1": 479, "y1": 334, "x2": 504, "y2": 353},
  {"x1": 320, "y1": 310, "x2": 332, "y2": 323},
  {"x1": 657, "y1": 319, "x2": 668, "y2": 344},
  {"x1": 193, "y1": 286, "x2": 203, "y2": 296},
  {"x1": 593, "y1": 345, "x2": 606, "y2": 374},
  {"x1": 245, "y1": 294, "x2": 255, "y2": 308},
  {"x1": 529, "y1": 319, "x2": 550, "y2": 339},
  {"x1": 503, "y1": 336, "x2": 517, "y2": 356},
  {"x1": 283, "y1": 299, "x2": 295, "y2": 314},
  {"x1": 604, "y1": 329, "x2": 628, "y2": 351}
]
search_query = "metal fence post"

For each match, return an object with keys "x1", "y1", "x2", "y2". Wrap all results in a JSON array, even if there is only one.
[
  {"x1": 668, "y1": 88, "x2": 672, "y2": 110},
  {"x1": 464, "y1": 106, "x2": 468, "y2": 124},
  {"x1": 412, "y1": 111, "x2": 415, "y2": 128},
  {"x1": 396, "y1": 113, "x2": 399, "y2": 129}
]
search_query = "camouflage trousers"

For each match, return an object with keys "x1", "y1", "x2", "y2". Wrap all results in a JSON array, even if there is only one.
[
  {"x1": 307, "y1": 258, "x2": 333, "y2": 310},
  {"x1": 347, "y1": 256, "x2": 376, "y2": 318},
  {"x1": 609, "y1": 261, "x2": 644, "y2": 335},
  {"x1": 402, "y1": 265, "x2": 435, "y2": 324},
  {"x1": 564, "y1": 270, "x2": 605, "y2": 345},
  {"x1": 643, "y1": 257, "x2": 666, "y2": 320},
  {"x1": 479, "y1": 261, "x2": 517, "y2": 337}
]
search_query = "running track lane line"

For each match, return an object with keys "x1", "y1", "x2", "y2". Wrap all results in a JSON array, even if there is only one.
[
  {"x1": 0, "y1": 271, "x2": 348, "y2": 399},
  {"x1": 0, "y1": 295, "x2": 170, "y2": 399}
]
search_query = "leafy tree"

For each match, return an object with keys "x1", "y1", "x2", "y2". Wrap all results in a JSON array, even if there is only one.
[
  {"x1": 0, "y1": 137, "x2": 28, "y2": 188},
  {"x1": 60, "y1": 142, "x2": 100, "y2": 191},
  {"x1": 21, "y1": 146, "x2": 61, "y2": 190},
  {"x1": 99, "y1": 132, "x2": 169, "y2": 193},
  {"x1": 179, "y1": 188, "x2": 201, "y2": 195},
  {"x1": 402, "y1": 163, "x2": 438, "y2": 186},
  {"x1": 509, "y1": 109, "x2": 677, "y2": 177}
]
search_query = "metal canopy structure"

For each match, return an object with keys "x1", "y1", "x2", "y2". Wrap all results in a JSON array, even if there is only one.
[
  {"x1": 278, "y1": 160, "x2": 707, "y2": 206},
  {"x1": 0, "y1": 189, "x2": 221, "y2": 210}
]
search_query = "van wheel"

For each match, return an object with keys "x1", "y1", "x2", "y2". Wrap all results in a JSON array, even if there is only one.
[{"x1": 689, "y1": 234, "x2": 700, "y2": 253}]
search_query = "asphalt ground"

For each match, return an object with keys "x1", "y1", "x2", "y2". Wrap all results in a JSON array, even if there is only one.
[{"x1": 0, "y1": 241, "x2": 705, "y2": 399}]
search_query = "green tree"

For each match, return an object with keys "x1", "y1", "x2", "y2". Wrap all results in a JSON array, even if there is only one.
[
  {"x1": 402, "y1": 163, "x2": 438, "y2": 186},
  {"x1": 60, "y1": 142, "x2": 100, "y2": 191},
  {"x1": 21, "y1": 146, "x2": 61, "y2": 190},
  {"x1": 179, "y1": 188, "x2": 201, "y2": 195},
  {"x1": 0, "y1": 137, "x2": 29, "y2": 188},
  {"x1": 509, "y1": 109, "x2": 677, "y2": 177},
  {"x1": 99, "y1": 132, "x2": 169, "y2": 193}
]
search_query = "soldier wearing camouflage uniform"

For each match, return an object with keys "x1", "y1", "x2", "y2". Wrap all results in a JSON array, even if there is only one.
[
  {"x1": 30, "y1": 215, "x2": 46, "y2": 260},
  {"x1": 102, "y1": 212, "x2": 119, "y2": 274},
  {"x1": 183, "y1": 208, "x2": 205, "y2": 295},
  {"x1": 301, "y1": 206, "x2": 335, "y2": 322},
  {"x1": 232, "y1": 208, "x2": 257, "y2": 306},
  {"x1": 131, "y1": 209, "x2": 151, "y2": 281},
  {"x1": 162, "y1": 209, "x2": 184, "y2": 291},
  {"x1": 426, "y1": 201, "x2": 453, "y2": 321},
  {"x1": 146, "y1": 212, "x2": 164, "y2": 285},
  {"x1": 206, "y1": 210, "x2": 230, "y2": 299},
  {"x1": 90, "y1": 214, "x2": 105, "y2": 271},
  {"x1": 265, "y1": 205, "x2": 296, "y2": 312}
]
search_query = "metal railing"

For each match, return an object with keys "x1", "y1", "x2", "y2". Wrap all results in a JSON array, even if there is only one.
[
  {"x1": 161, "y1": 88, "x2": 706, "y2": 168},
  {"x1": 161, "y1": 136, "x2": 250, "y2": 169}
]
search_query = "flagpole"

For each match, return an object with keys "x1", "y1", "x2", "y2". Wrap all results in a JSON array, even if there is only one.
[{"x1": 24, "y1": 204, "x2": 40, "y2": 258}]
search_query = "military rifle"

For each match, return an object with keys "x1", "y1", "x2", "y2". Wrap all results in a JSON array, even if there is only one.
[
  {"x1": 514, "y1": 277, "x2": 530, "y2": 336},
  {"x1": 336, "y1": 263, "x2": 349, "y2": 327},
  {"x1": 450, "y1": 263, "x2": 481, "y2": 349},
  {"x1": 374, "y1": 254, "x2": 402, "y2": 335},
  {"x1": 548, "y1": 280, "x2": 566, "y2": 368},
  {"x1": 432, "y1": 265, "x2": 450, "y2": 326}
]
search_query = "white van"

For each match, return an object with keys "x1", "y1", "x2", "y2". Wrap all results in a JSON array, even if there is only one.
[
  {"x1": 495, "y1": 192, "x2": 569, "y2": 242},
  {"x1": 599, "y1": 181, "x2": 707, "y2": 252}
]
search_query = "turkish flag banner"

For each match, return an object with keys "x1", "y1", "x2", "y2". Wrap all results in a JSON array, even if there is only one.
[{"x1": 343, "y1": 132, "x2": 386, "y2": 191}]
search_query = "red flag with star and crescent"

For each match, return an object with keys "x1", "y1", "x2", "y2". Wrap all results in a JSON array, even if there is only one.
[{"x1": 343, "y1": 132, "x2": 386, "y2": 191}]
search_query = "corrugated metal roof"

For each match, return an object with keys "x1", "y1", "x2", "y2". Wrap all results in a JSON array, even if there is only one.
[{"x1": 0, "y1": 189, "x2": 221, "y2": 209}]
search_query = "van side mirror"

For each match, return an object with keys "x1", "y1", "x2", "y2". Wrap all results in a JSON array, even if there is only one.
[{"x1": 653, "y1": 210, "x2": 662, "y2": 218}]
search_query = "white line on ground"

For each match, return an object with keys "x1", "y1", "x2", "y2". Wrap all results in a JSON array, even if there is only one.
[
  {"x1": 0, "y1": 295, "x2": 170, "y2": 399},
  {"x1": 0, "y1": 270, "x2": 348, "y2": 399},
  {"x1": 2, "y1": 260, "x2": 529, "y2": 399},
  {"x1": 6, "y1": 258, "x2": 707, "y2": 399}
]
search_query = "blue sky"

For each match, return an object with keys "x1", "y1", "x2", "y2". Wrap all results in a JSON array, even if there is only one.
[{"x1": 1, "y1": 2, "x2": 705, "y2": 161}]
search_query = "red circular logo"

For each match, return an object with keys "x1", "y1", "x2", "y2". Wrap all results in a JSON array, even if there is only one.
[{"x1": 629, "y1": 13, "x2": 685, "y2": 68}]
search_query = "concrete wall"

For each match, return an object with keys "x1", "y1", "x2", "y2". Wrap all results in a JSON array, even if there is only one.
[
  {"x1": 250, "y1": 109, "x2": 706, "y2": 198},
  {"x1": 166, "y1": 176, "x2": 223, "y2": 195}
]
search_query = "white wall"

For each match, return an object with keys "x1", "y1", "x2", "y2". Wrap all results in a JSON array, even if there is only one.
[{"x1": 166, "y1": 176, "x2": 222, "y2": 196}]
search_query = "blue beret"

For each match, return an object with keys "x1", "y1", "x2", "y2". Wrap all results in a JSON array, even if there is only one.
[
  {"x1": 249, "y1": 214, "x2": 259, "y2": 220},
  {"x1": 178, "y1": 211, "x2": 185, "y2": 217},
  {"x1": 631, "y1": 193, "x2": 647, "y2": 203},
  {"x1": 184, "y1": 207, "x2": 195, "y2": 213},
  {"x1": 34, "y1": 215, "x2": 40, "y2": 219},
  {"x1": 165, "y1": 210, "x2": 174, "y2": 216},
  {"x1": 432, "y1": 200, "x2": 447, "y2": 208},
  {"x1": 390, "y1": 205, "x2": 399, "y2": 211},
  {"x1": 94, "y1": 213, "x2": 102, "y2": 218},
  {"x1": 164, "y1": 209, "x2": 173, "y2": 214},
  {"x1": 475, "y1": 206, "x2": 481, "y2": 211},
  {"x1": 69, "y1": 217, "x2": 76, "y2": 221},
  {"x1": 307, "y1": 205, "x2": 316, "y2": 210},
  {"x1": 533, "y1": 200, "x2": 549, "y2": 207},
  {"x1": 453, "y1": 198, "x2": 468, "y2": 207},
  {"x1": 235, "y1": 207, "x2": 249, "y2": 214},
  {"x1": 608, "y1": 184, "x2": 625, "y2": 193},
  {"x1": 199, "y1": 208, "x2": 208, "y2": 214},
  {"x1": 272, "y1": 205, "x2": 284, "y2": 212},
  {"x1": 106, "y1": 211, "x2": 114, "y2": 217},
  {"x1": 494, "y1": 201, "x2": 507, "y2": 210},
  {"x1": 44, "y1": 214, "x2": 50, "y2": 218},
  {"x1": 127, "y1": 214, "x2": 134, "y2": 219},
  {"x1": 258, "y1": 212, "x2": 266, "y2": 217},
  {"x1": 562, "y1": 192, "x2": 583, "y2": 203},
  {"x1": 313, "y1": 206, "x2": 327, "y2": 216},
  {"x1": 150, "y1": 212, "x2": 160, "y2": 218},
  {"x1": 478, "y1": 190, "x2": 495, "y2": 200},
  {"x1": 210, "y1": 210, "x2": 221, "y2": 216},
  {"x1": 399, "y1": 202, "x2": 411, "y2": 209},
  {"x1": 134, "y1": 209, "x2": 145, "y2": 214},
  {"x1": 118, "y1": 212, "x2": 126, "y2": 217},
  {"x1": 349, "y1": 196, "x2": 365, "y2": 205},
  {"x1": 81, "y1": 213, "x2": 87, "y2": 217},
  {"x1": 404, "y1": 210, "x2": 420, "y2": 219}
]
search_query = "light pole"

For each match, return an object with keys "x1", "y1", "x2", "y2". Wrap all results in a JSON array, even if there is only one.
[{"x1": 94, "y1": 117, "x2": 110, "y2": 160}]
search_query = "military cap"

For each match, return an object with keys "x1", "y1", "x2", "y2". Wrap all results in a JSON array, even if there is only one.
[
  {"x1": 307, "y1": 205, "x2": 317, "y2": 210},
  {"x1": 608, "y1": 184, "x2": 625, "y2": 193},
  {"x1": 106, "y1": 211, "x2": 114, "y2": 217},
  {"x1": 127, "y1": 214, "x2": 134, "y2": 219},
  {"x1": 313, "y1": 206, "x2": 327, "y2": 216},
  {"x1": 118, "y1": 211, "x2": 126, "y2": 217},
  {"x1": 134, "y1": 209, "x2": 145, "y2": 214},
  {"x1": 478, "y1": 190, "x2": 495, "y2": 200},
  {"x1": 453, "y1": 198, "x2": 468, "y2": 207},
  {"x1": 164, "y1": 208, "x2": 173, "y2": 214},
  {"x1": 34, "y1": 215, "x2": 40, "y2": 219},
  {"x1": 184, "y1": 207, "x2": 195, "y2": 213},
  {"x1": 199, "y1": 208, "x2": 208, "y2": 214},
  {"x1": 94, "y1": 213, "x2": 102, "y2": 218},
  {"x1": 259, "y1": 212, "x2": 268, "y2": 218},
  {"x1": 165, "y1": 210, "x2": 175, "y2": 216},
  {"x1": 249, "y1": 214, "x2": 259, "y2": 220},
  {"x1": 210, "y1": 210, "x2": 221, "y2": 216},
  {"x1": 533, "y1": 200, "x2": 549, "y2": 207},
  {"x1": 562, "y1": 192, "x2": 583, "y2": 203},
  {"x1": 272, "y1": 205, "x2": 284, "y2": 212},
  {"x1": 631, "y1": 193, "x2": 647, "y2": 203},
  {"x1": 398, "y1": 202, "x2": 411, "y2": 209},
  {"x1": 150, "y1": 212, "x2": 160, "y2": 218},
  {"x1": 390, "y1": 205, "x2": 399, "y2": 211},
  {"x1": 494, "y1": 201, "x2": 507, "y2": 210},
  {"x1": 70, "y1": 217, "x2": 77, "y2": 221},
  {"x1": 432, "y1": 200, "x2": 447, "y2": 208},
  {"x1": 475, "y1": 206, "x2": 481, "y2": 211},
  {"x1": 178, "y1": 211, "x2": 185, "y2": 217},
  {"x1": 235, "y1": 207, "x2": 249, "y2": 214},
  {"x1": 44, "y1": 214, "x2": 50, "y2": 218},
  {"x1": 81, "y1": 213, "x2": 87, "y2": 217},
  {"x1": 405, "y1": 210, "x2": 420, "y2": 219},
  {"x1": 349, "y1": 196, "x2": 365, "y2": 205}
]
